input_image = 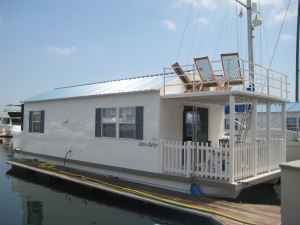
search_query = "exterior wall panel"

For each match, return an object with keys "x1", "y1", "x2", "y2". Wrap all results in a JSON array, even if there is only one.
[{"x1": 20, "y1": 91, "x2": 161, "y2": 173}]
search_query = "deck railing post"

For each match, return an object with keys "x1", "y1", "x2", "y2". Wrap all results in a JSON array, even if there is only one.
[
  {"x1": 285, "y1": 75, "x2": 288, "y2": 99},
  {"x1": 280, "y1": 77, "x2": 283, "y2": 98},
  {"x1": 229, "y1": 95, "x2": 235, "y2": 183},
  {"x1": 266, "y1": 101, "x2": 271, "y2": 172},
  {"x1": 186, "y1": 142, "x2": 192, "y2": 177},
  {"x1": 281, "y1": 102, "x2": 287, "y2": 162},
  {"x1": 160, "y1": 140, "x2": 164, "y2": 173},
  {"x1": 163, "y1": 68, "x2": 166, "y2": 96},
  {"x1": 266, "y1": 69, "x2": 270, "y2": 96},
  {"x1": 252, "y1": 99, "x2": 258, "y2": 176}
]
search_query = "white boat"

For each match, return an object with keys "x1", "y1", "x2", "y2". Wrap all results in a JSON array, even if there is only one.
[
  {"x1": 13, "y1": 55, "x2": 288, "y2": 198},
  {"x1": 12, "y1": 0, "x2": 290, "y2": 198},
  {"x1": 0, "y1": 107, "x2": 22, "y2": 146}
]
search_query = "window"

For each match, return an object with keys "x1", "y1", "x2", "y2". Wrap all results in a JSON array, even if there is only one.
[
  {"x1": 29, "y1": 111, "x2": 44, "y2": 133},
  {"x1": 95, "y1": 107, "x2": 143, "y2": 139},
  {"x1": 119, "y1": 107, "x2": 136, "y2": 139},
  {"x1": 1, "y1": 117, "x2": 10, "y2": 125},
  {"x1": 95, "y1": 108, "x2": 117, "y2": 137},
  {"x1": 287, "y1": 117, "x2": 297, "y2": 131},
  {"x1": 102, "y1": 108, "x2": 117, "y2": 137},
  {"x1": 11, "y1": 118, "x2": 21, "y2": 126}
]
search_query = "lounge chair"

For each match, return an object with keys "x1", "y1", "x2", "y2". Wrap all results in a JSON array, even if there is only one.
[
  {"x1": 221, "y1": 53, "x2": 244, "y2": 86},
  {"x1": 171, "y1": 62, "x2": 193, "y2": 91},
  {"x1": 194, "y1": 56, "x2": 226, "y2": 91}
]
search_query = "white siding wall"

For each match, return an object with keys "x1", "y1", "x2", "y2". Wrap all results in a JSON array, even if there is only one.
[
  {"x1": 160, "y1": 99, "x2": 224, "y2": 144},
  {"x1": 20, "y1": 91, "x2": 162, "y2": 173}
]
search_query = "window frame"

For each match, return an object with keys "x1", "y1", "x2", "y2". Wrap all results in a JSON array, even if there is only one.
[
  {"x1": 29, "y1": 110, "x2": 44, "y2": 133},
  {"x1": 119, "y1": 107, "x2": 137, "y2": 139},
  {"x1": 101, "y1": 108, "x2": 117, "y2": 138},
  {"x1": 287, "y1": 117, "x2": 297, "y2": 131},
  {"x1": 95, "y1": 106, "x2": 143, "y2": 140}
]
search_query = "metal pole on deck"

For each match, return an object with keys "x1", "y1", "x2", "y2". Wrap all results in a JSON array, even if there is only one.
[
  {"x1": 247, "y1": 0, "x2": 255, "y2": 91},
  {"x1": 229, "y1": 96, "x2": 235, "y2": 183},
  {"x1": 235, "y1": 0, "x2": 256, "y2": 91}
]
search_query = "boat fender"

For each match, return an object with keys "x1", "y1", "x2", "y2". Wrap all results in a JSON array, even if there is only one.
[{"x1": 190, "y1": 183, "x2": 203, "y2": 197}]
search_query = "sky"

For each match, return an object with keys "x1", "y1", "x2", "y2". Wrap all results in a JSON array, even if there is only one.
[{"x1": 0, "y1": 0, "x2": 298, "y2": 110}]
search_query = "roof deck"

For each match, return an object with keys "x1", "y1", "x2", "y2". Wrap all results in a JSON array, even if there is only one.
[{"x1": 161, "y1": 59, "x2": 289, "y2": 101}]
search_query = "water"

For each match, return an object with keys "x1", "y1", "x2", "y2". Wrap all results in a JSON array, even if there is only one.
[{"x1": 0, "y1": 146, "x2": 217, "y2": 225}]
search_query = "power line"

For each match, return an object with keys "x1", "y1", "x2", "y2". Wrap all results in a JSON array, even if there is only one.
[{"x1": 268, "y1": 0, "x2": 292, "y2": 68}]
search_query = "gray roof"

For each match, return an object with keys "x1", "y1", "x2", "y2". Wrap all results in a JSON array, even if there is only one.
[{"x1": 24, "y1": 75, "x2": 164, "y2": 103}]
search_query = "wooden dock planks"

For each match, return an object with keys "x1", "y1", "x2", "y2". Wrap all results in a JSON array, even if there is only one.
[{"x1": 7, "y1": 159, "x2": 281, "y2": 225}]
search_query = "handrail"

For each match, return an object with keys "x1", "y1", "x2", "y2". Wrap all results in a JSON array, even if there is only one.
[{"x1": 162, "y1": 58, "x2": 290, "y2": 99}]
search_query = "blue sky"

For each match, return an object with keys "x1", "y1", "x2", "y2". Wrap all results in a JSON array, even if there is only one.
[{"x1": 0, "y1": 0, "x2": 298, "y2": 109}]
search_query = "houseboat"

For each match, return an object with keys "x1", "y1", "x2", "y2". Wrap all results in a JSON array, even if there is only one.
[
  {"x1": 0, "y1": 106, "x2": 22, "y2": 145},
  {"x1": 13, "y1": 53, "x2": 288, "y2": 198}
]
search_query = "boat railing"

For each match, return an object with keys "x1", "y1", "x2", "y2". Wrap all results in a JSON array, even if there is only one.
[
  {"x1": 160, "y1": 137, "x2": 285, "y2": 183},
  {"x1": 162, "y1": 59, "x2": 290, "y2": 99}
]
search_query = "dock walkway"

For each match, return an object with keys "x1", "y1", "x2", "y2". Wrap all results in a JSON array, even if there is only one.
[{"x1": 7, "y1": 159, "x2": 281, "y2": 225}]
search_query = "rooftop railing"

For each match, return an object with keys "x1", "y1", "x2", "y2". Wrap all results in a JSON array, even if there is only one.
[{"x1": 162, "y1": 59, "x2": 290, "y2": 100}]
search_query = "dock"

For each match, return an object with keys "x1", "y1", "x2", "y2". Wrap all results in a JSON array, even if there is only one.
[{"x1": 7, "y1": 159, "x2": 281, "y2": 225}]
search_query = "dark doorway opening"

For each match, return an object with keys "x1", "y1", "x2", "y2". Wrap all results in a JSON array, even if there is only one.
[{"x1": 183, "y1": 106, "x2": 208, "y2": 143}]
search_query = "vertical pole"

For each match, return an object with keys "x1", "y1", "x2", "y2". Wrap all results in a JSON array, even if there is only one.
[
  {"x1": 229, "y1": 95, "x2": 235, "y2": 183},
  {"x1": 266, "y1": 101, "x2": 271, "y2": 172},
  {"x1": 251, "y1": 99, "x2": 257, "y2": 175},
  {"x1": 282, "y1": 102, "x2": 287, "y2": 162},
  {"x1": 163, "y1": 68, "x2": 166, "y2": 96},
  {"x1": 267, "y1": 69, "x2": 270, "y2": 96},
  {"x1": 247, "y1": 0, "x2": 255, "y2": 91},
  {"x1": 296, "y1": 0, "x2": 300, "y2": 102},
  {"x1": 286, "y1": 75, "x2": 288, "y2": 99}
]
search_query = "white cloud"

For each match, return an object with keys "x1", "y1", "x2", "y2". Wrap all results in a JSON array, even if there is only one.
[
  {"x1": 175, "y1": 0, "x2": 232, "y2": 10},
  {"x1": 260, "y1": 0, "x2": 284, "y2": 8},
  {"x1": 195, "y1": 17, "x2": 208, "y2": 25},
  {"x1": 162, "y1": 19, "x2": 177, "y2": 31},
  {"x1": 48, "y1": 46, "x2": 77, "y2": 56},
  {"x1": 281, "y1": 33, "x2": 295, "y2": 41}
]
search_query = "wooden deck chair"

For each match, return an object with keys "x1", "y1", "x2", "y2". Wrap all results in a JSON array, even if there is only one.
[
  {"x1": 221, "y1": 53, "x2": 243, "y2": 86},
  {"x1": 194, "y1": 56, "x2": 226, "y2": 91},
  {"x1": 171, "y1": 62, "x2": 193, "y2": 91}
]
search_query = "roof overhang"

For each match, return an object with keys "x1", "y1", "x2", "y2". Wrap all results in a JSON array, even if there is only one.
[{"x1": 161, "y1": 90, "x2": 287, "y2": 104}]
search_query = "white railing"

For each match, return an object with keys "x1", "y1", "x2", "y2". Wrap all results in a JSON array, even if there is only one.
[
  {"x1": 161, "y1": 140, "x2": 231, "y2": 181},
  {"x1": 161, "y1": 138, "x2": 285, "y2": 183},
  {"x1": 162, "y1": 59, "x2": 289, "y2": 99}
]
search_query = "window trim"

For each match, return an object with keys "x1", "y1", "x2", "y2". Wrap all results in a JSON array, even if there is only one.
[
  {"x1": 29, "y1": 110, "x2": 44, "y2": 133},
  {"x1": 100, "y1": 108, "x2": 117, "y2": 138},
  {"x1": 119, "y1": 107, "x2": 137, "y2": 139},
  {"x1": 95, "y1": 106, "x2": 143, "y2": 140}
]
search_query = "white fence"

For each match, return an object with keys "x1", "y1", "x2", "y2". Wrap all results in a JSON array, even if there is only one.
[
  {"x1": 161, "y1": 138, "x2": 284, "y2": 183},
  {"x1": 234, "y1": 138, "x2": 284, "y2": 181},
  {"x1": 161, "y1": 140, "x2": 231, "y2": 180}
]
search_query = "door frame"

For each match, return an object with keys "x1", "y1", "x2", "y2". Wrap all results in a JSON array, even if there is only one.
[{"x1": 182, "y1": 105, "x2": 209, "y2": 143}]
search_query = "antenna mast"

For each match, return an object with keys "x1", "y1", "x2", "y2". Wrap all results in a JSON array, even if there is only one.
[
  {"x1": 235, "y1": 0, "x2": 261, "y2": 91},
  {"x1": 246, "y1": 0, "x2": 255, "y2": 91}
]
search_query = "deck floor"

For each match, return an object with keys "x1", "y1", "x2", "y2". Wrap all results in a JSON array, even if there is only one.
[{"x1": 7, "y1": 159, "x2": 281, "y2": 225}]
